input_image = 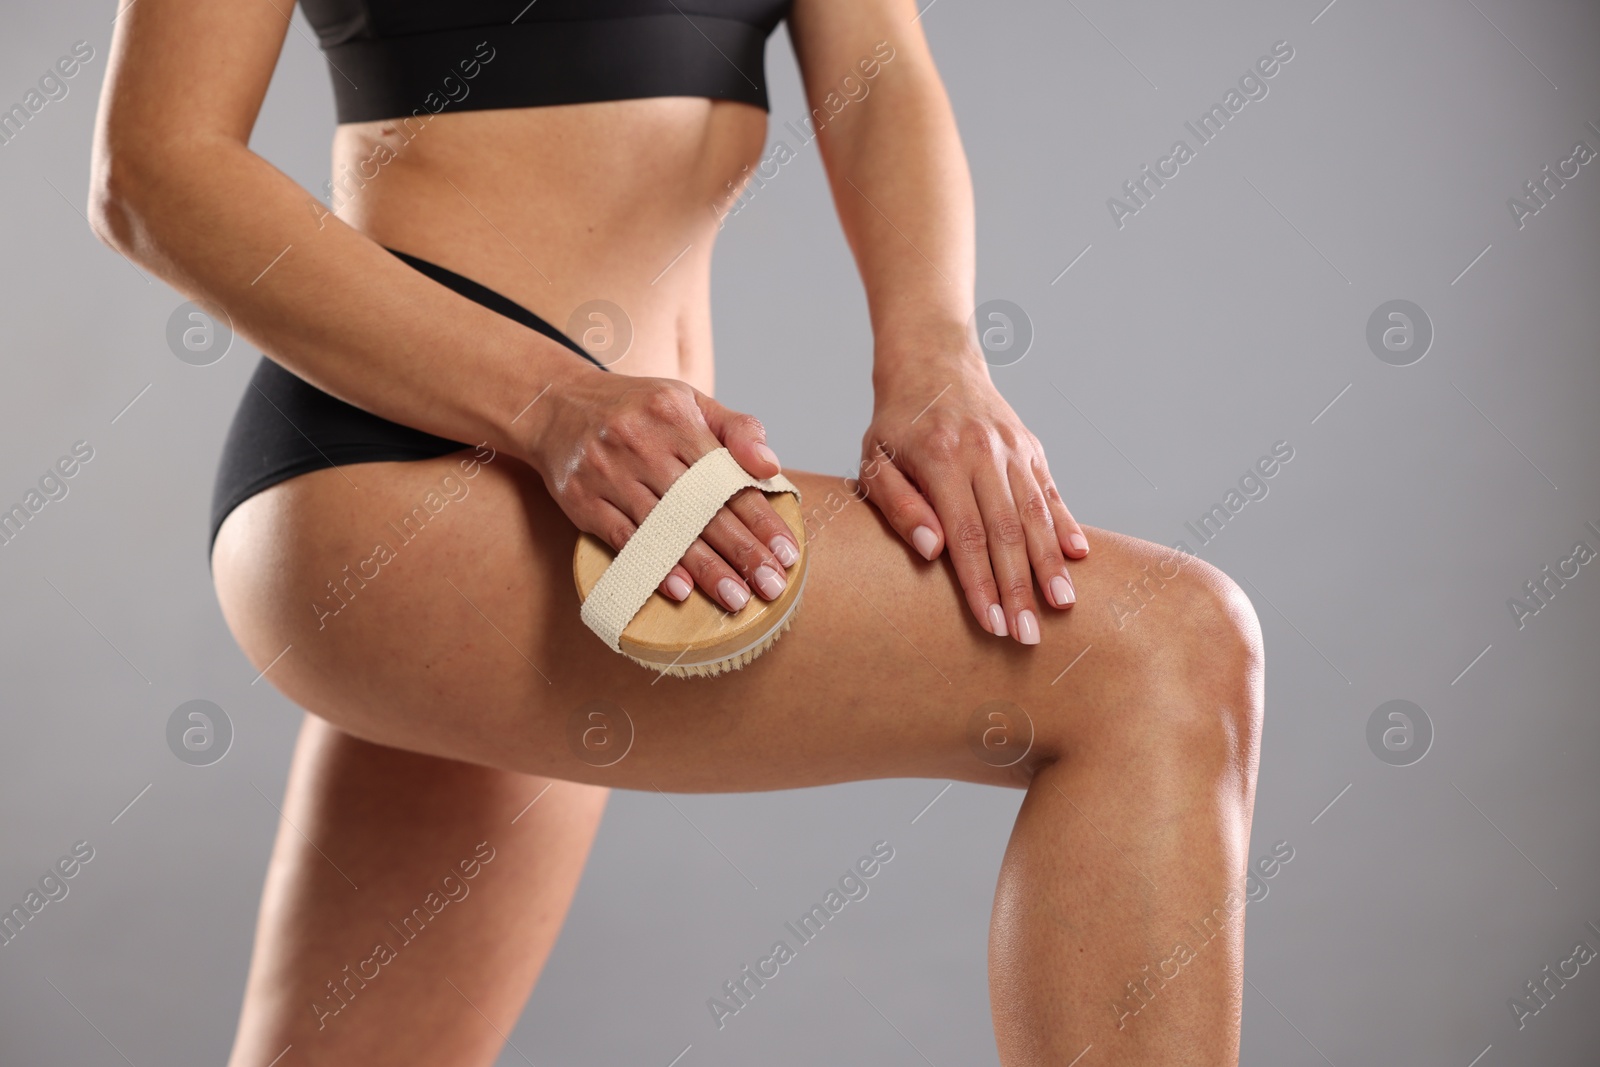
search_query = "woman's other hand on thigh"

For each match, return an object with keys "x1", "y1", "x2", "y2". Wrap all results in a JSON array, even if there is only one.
[{"x1": 859, "y1": 356, "x2": 1088, "y2": 645}]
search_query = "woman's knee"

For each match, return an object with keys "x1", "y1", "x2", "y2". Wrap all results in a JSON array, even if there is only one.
[
  {"x1": 1035, "y1": 541, "x2": 1263, "y2": 772},
  {"x1": 1140, "y1": 551, "x2": 1260, "y2": 746},
  {"x1": 1172, "y1": 558, "x2": 1265, "y2": 773},
  {"x1": 1173, "y1": 553, "x2": 1264, "y2": 699}
]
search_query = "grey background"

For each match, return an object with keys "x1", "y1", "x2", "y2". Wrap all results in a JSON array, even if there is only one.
[{"x1": 2, "y1": 0, "x2": 1598, "y2": 1063}]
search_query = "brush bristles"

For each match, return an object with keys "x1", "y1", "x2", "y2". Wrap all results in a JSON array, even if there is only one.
[{"x1": 626, "y1": 596, "x2": 802, "y2": 679}]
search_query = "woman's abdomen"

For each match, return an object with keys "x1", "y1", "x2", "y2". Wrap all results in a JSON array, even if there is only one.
[{"x1": 322, "y1": 97, "x2": 770, "y2": 386}]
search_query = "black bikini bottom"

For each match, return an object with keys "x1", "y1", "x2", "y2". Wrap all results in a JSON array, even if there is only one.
[{"x1": 208, "y1": 246, "x2": 606, "y2": 557}]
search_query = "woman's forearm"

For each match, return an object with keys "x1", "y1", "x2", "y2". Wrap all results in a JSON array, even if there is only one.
[
  {"x1": 88, "y1": 135, "x2": 589, "y2": 462},
  {"x1": 810, "y1": 42, "x2": 981, "y2": 389},
  {"x1": 798, "y1": 7, "x2": 1092, "y2": 635}
]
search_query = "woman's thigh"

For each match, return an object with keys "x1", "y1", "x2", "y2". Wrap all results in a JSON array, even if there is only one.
[{"x1": 212, "y1": 452, "x2": 1255, "y2": 793}]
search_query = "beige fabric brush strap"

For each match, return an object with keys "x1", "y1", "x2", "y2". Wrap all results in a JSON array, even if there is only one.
[{"x1": 580, "y1": 447, "x2": 801, "y2": 653}]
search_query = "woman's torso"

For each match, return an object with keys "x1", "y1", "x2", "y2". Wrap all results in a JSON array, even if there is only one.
[{"x1": 308, "y1": 1, "x2": 788, "y2": 392}]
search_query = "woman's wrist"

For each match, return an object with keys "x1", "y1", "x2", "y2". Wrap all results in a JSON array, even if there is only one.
[
  {"x1": 486, "y1": 337, "x2": 598, "y2": 470},
  {"x1": 871, "y1": 319, "x2": 992, "y2": 398}
]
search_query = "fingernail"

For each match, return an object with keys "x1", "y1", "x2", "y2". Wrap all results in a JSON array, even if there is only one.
[
  {"x1": 911, "y1": 525, "x2": 939, "y2": 560},
  {"x1": 753, "y1": 443, "x2": 781, "y2": 470},
  {"x1": 753, "y1": 564, "x2": 786, "y2": 600},
  {"x1": 1069, "y1": 532, "x2": 1089, "y2": 553},
  {"x1": 986, "y1": 603, "x2": 1008, "y2": 637},
  {"x1": 1050, "y1": 575, "x2": 1075, "y2": 607},
  {"x1": 665, "y1": 574, "x2": 692, "y2": 601},
  {"x1": 717, "y1": 578, "x2": 749, "y2": 611},
  {"x1": 769, "y1": 535, "x2": 800, "y2": 568},
  {"x1": 1016, "y1": 610, "x2": 1040, "y2": 645}
]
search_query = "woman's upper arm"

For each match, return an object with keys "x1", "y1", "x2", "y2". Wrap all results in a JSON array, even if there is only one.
[
  {"x1": 785, "y1": 0, "x2": 934, "y2": 105},
  {"x1": 94, "y1": 0, "x2": 294, "y2": 168}
]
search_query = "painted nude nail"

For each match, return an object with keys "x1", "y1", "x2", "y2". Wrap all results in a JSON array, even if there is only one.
[
  {"x1": 665, "y1": 574, "x2": 692, "y2": 601},
  {"x1": 911, "y1": 525, "x2": 939, "y2": 561},
  {"x1": 770, "y1": 535, "x2": 800, "y2": 568},
  {"x1": 987, "y1": 603, "x2": 1008, "y2": 637},
  {"x1": 1016, "y1": 610, "x2": 1041, "y2": 645},
  {"x1": 1069, "y1": 532, "x2": 1089, "y2": 553},
  {"x1": 754, "y1": 442, "x2": 782, "y2": 470},
  {"x1": 753, "y1": 565, "x2": 786, "y2": 600},
  {"x1": 1050, "y1": 574, "x2": 1075, "y2": 607},
  {"x1": 718, "y1": 577, "x2": 749, "y2": 612}
]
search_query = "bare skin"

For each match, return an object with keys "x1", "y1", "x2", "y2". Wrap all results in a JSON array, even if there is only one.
[
  {"x1": 216, "y1": 462, "x2": 1261, "y2": 1065},
  {"x1": 89, "y1": 0, "x2": 1264, "y2": 1064}
]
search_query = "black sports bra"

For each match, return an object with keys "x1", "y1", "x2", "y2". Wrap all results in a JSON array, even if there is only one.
[{"x1": 299, "y1": 0, "x2": 794, "y2": 123}]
